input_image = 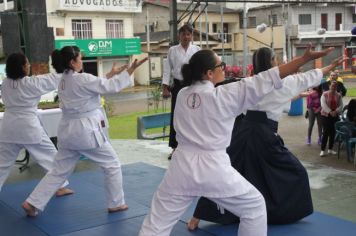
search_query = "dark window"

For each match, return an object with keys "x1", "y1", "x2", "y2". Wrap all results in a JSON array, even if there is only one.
[
  {"x1": 248, "y1": 17, "x2": 256, "y2": 28},
  {"x1": 299, "y1": 14, "x2": 311, "y2": 25},
  {"x1": 335, "y1": 13, "x2": 342, "y2": 30},
  {"x1": 321, "y1": 13, "x2": 328, "y2": 30}
]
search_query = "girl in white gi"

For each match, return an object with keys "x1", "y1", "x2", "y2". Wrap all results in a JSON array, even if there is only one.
[
  {"x1": 139, "y1": 47, "x2": 335, "y2": 236},
  {"x1": 0, "y1": 53, "x2": 73, "y2": 196},
  {"x1": 188, "y1": 48, "x2": 345, "y2": 229},
  {"x1": 22, "y1": 46, "x2": 147, "y2": 216}
]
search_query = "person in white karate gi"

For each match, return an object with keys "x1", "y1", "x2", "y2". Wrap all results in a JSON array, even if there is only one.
[
  {"x1": 188, "y1": 48, "x2": 345, "y2": 229},
  {"x1": 22, "y1": 46, "x2": 147, "y2": 216},
  {"x1": 139, "y1": 46, "x2": 335, "y2": 236},
  {"x1": 162, "y1": 24, "x2": 200, "y2": 159},
  {"x1": 0, "y1": 52, "x2": 73, "y2": 196}
]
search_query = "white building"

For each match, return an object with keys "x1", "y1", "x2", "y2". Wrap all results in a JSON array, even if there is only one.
[{"x1": 45, "y1": 0, "x2": 149, "y2": 84}]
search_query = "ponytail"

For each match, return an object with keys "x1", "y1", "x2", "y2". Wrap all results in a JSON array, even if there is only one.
[
  {"x1": 253, "y1": 47, "x2": 273, "y2": 74},
  {"x1": 182, "y1": 50, "x2": 216, "y2": 86},
  {"x1": 51, "y1": 49, "x2": 64, "y2": 73},
  {"x1": 51, "y1": 46, "x2": 81, "y2": 73},
  {"x1": 182, "y1": 63, "x2": 193, "y2": 86}
]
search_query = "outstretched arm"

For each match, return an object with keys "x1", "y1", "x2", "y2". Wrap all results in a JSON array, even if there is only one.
[
  {"x1": 106, "y1": 63, "x2": 128, "y2": 79},
  {"x1": 321, "y1": 56, "x2": 347, "y2": 76},
  {"x1": 127, "y1": 57, "x2": 148, "y2": 75},
  {"x1": 278, "y1": 44, "x2": 334, "y2": 79}
]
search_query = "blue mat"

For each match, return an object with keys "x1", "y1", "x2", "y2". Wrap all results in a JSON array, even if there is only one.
[{"x1": 1, "y1": 162, "x2": 356, "y2": 236}]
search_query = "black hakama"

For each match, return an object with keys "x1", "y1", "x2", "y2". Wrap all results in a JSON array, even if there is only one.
[{"x1": 193, "y1": 110, "x2": 313, "y2": 224}]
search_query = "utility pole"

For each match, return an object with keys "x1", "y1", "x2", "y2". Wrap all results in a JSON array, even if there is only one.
[
  {"x1": 243, "y1": 2, "x2": 247, "y2": 76},
  {"x1": 146, "y1": 6, "x2": 150, "y2": 52},
  {"x1": 169, "y1": 0, "x2": 178, "y2": 46},
  {"x1": 220, "y1": 4, "x2": 224, "y2": 61},
  {"x1": 17, "y1": 0, "x2": 31, "y2": 62}
]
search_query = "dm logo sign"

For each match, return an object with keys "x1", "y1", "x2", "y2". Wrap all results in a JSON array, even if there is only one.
[
  {"x1": 88, "y1": 41, "x2": 98, "y2": 52},
  {"x1": 88, "y1": 41, "x2": 99, "y2": 52}
]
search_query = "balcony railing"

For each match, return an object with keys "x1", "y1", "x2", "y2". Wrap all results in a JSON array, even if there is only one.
[{"x1": 211, "y1": 33, "x2": 233, "y2": 43}]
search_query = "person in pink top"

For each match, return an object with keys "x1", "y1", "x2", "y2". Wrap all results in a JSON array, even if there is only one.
[{"x1": 305, "y1": 85, "x2": 323, "y2": 145}]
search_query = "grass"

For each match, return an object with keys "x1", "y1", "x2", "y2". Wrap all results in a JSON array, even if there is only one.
[
  {"x1": 108, "y1": 108, "x2": 169, "y2": 139},
  {"x1": 347, "y1": 88, "x2": 356, "y2": 97}
]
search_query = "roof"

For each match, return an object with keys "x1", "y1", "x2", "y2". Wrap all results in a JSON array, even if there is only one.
[{"x1": 143, "y1": 1, "x2": 237, "y2": 13}]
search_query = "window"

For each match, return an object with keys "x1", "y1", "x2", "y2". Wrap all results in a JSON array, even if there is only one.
[
  {"x1": 298, "y1": 14, "x2": 311, "y2": 25},
  {"x1": 335, "y1": 13, "x2": 342, "y2": 31},
  {"x1": 321, "y1": 13, "x2": 328, "y2": 30},
  {"x1": 239, "y1": 14, "x2": 243, "y2": 29},
  {"x1": 72, "y1": 19, "x2": 92, "y2": 39},
  {"x1": 269, "y1": 14, "x2": 277, "y2": 26},
  {"x1": 212, "y1": 23, "x2": 217, "y2": 33},
  {"x1": 106, "y1": 20, "x2": 124, "y2": 38},
  {"x1": 248, "y1": 17, "x2": 256, "y2": 28}
]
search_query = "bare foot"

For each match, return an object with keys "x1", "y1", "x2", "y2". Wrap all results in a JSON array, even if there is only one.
[
  {"x1": 22, "y1": 201, "x2": 38, "y2": 217},
  {"x1": 56, "y1": 187, "x2": 74, "y2": 197},
  {"x1": 187, "y1": 217, "x2": 200, "y2": 231},
  {"x1": 108, "y1": 204, "x2": 129, "y2": 213}
]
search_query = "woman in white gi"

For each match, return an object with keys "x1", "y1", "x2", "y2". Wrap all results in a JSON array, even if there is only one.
[
  {"x1": 0, "y1": 53, "x2": 73, "y2": 196},
  {"x1": 139, "y1": 47, "x2": 335, "y2": 236},
  {"x1": 188, "y1": 48, "x2": 345, "y2": 229},
  {"x1": 22, "y1": 46, "x2": 147, "y2": 216}
]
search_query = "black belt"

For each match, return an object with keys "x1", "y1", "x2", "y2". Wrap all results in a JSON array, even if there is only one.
[
  {"x1": 245, "y1": 110, "x2": 279, "y2": 133},
  {"x1": 173, "y1": 79, "x2": 183, "y2": 86}
]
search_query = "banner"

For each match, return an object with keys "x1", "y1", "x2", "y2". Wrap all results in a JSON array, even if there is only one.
[
  {"x1": 59, "y1": 0, "x2": 142, "y2": 13},
  {"x1": 55, "y1": 38, "x2": 141, "y2": 57}
]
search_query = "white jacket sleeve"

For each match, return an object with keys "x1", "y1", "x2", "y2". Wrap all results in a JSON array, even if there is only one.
[
  {"x1": 162, "y1": 49, "x2": 172, "y2": 86},
  {"x1": 25, "y1": 73, "x2": 61, "y2": 96},
  {"x1": 214, "y1": 67, "x2": 283, "y2": 117},
  {"x1": 81, "y1": 71, "x2": 133, "y2": 94}
]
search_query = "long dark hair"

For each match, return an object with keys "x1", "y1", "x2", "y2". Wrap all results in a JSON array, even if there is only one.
[
  {"x1": 181, "y1": 50, "x2": 216, "y2": 86},
  {"x1": 51, "y1": 46, "x2": 81, "y2": 73},
  {"x1": 347, "y1": 99, "x2": 356, "y2": 122},
  {"x1": 5, "y1": 53, "x2": 27, "y2": 80},
  {"x1": 253, "y1": 47, "x2": 274, "y2": 74}
]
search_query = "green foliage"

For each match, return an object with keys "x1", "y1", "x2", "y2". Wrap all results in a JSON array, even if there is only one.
[{"x1": 149, "y1": 85, "x2": 162, "y2": 112}]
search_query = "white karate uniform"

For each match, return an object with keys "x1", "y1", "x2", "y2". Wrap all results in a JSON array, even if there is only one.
[
  {"x1": 139, "y1": 67, "x2": 283, "y2": 236},
  {"x1": 0, "y1": 74, "x2": 70, "y2": 191},
  {"x1": 26, "y1": 70, "x2": 133, "y2": 211},
  {"x1": 244, "y1": 69, "x2": 323, "y2": 122},
  {"x1": 162, "y1": 43, "x2": 201, "y2": 85}
]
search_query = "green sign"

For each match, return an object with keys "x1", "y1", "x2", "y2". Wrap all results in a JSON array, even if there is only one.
[{"x1": 55, "y1": 38, "x2": 141, "y2": 57}]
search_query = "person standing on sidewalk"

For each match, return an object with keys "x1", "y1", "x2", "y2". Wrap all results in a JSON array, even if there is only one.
[
  {"x1": 320, "y1": 81, "x2": 343, "y2": 157},
  {"x1": 305, "y1": 85, "x2": 323, "y2": 145},
  {"x1": 162, "y1": 24, "x2": 200, "y2": 159}
]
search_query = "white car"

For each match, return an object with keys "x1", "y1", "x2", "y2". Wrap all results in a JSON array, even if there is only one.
[{"x1": 40, "y1": 90, "x2": 58, "y2": 102}]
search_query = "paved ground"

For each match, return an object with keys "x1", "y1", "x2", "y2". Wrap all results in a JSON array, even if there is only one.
[{"x1": 5, "y1": 81, "x2": 356, "y2": 225}]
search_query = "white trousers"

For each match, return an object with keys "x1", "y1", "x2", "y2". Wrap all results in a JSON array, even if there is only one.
[
  {"x1": 0, "y1": 130, "x2": 68, "y2": 191},
  {"x1": 26, "y1": 141, "x2": 125, "y2": 211},
  {"x1": 139, "y1": 186, "x2": 267, "y2": 236}
]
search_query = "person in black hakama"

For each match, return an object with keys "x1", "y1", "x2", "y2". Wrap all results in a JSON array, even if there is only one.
[{"x1": 188, "y1": 47, "x2": 346, "y2": 229}]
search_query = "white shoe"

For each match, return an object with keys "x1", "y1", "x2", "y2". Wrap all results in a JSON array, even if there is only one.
[
  {"x1": 320, "y1": 151, "x2": 325, "y2": 157},
  {"x1": 328, "y1": 150, "x2": 337, "y2": 155}
]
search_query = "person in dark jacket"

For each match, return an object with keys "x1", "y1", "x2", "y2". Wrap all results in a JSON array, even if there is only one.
[{"x1": 321, "y1": 71, "x2": 347, "y2": 96}]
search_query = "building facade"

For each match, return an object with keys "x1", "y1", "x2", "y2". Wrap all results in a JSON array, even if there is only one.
[{"x1": 46, "y1": 0, "x2": 146, "y2": 82}]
